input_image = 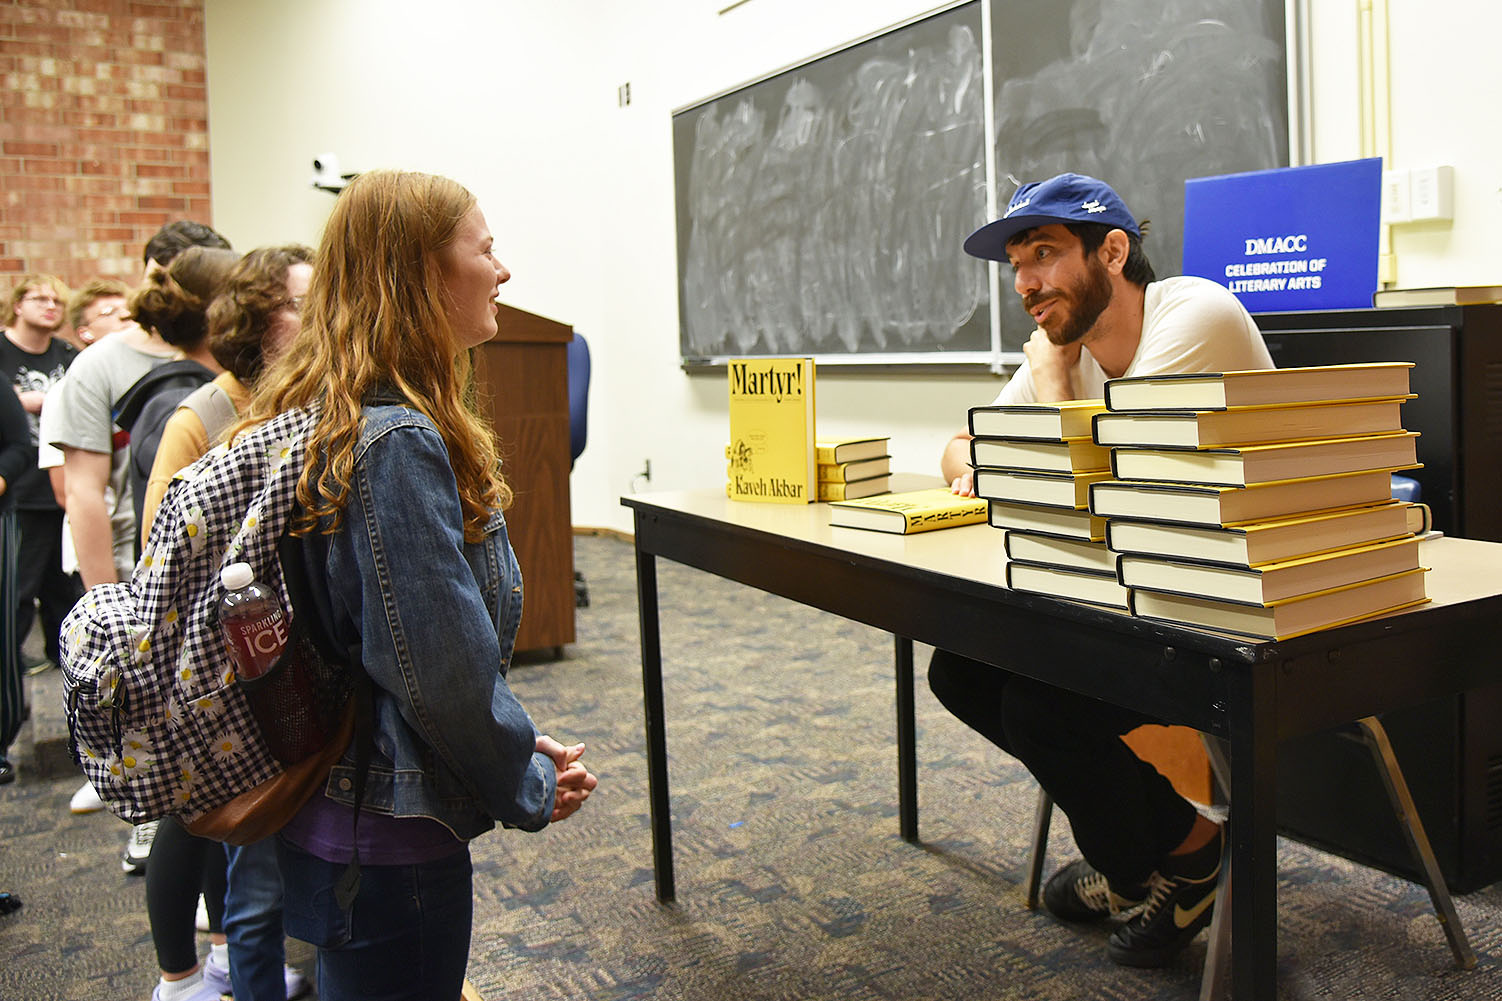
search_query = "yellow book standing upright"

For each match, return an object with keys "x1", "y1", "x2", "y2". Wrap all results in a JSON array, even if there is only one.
[{"x1": 727, "y1": 357, "x2": 816, "y2": 504}]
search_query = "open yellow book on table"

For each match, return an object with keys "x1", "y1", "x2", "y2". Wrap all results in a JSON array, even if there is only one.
[{"x1": 828, "y1": 487, "x2": 987, "y2": 535}]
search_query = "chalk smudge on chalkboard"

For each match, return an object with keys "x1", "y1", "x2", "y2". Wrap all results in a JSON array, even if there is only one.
[
  {"x1": 991, "y1": 0, "x2": 1286, "y2": 349},
  {"x1": 677, "y1": 5, "x2": 989, "y2": 360}
]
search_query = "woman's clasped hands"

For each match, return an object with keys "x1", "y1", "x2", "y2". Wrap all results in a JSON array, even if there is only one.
[{"x1": 535, "y1": 734, "x2": 599, "y2": 822}]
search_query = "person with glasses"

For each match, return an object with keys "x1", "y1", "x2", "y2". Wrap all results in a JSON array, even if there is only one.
[
  {"x1": 25, "y1": 281, "x2": 140, "y2": 693},
  {"x1": 0, "y1": 380, "x2": 38, "y2": 786},
  {"x1": 65, "y1": 279, "x2": 135, "y2": 349},
  {"x1": 1, "y1": 275, "x2": 82, "y2": 681}
]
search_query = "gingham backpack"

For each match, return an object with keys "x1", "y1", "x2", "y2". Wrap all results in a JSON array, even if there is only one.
[{"x1": 59, "y1": 404, "x2": 350, "y2": 828}]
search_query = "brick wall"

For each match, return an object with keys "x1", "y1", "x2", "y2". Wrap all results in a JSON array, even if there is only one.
[{"x1": 0, "y1": 0, "x2": 210, "y2": 289}]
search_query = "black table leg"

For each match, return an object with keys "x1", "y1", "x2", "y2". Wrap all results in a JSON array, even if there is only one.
[
  {"x1": 634, "y1": 543, "x2": 675, "y2": 903},
  {"x1": 1226, "y1": 662, "x2": 1276, "y2": 1000},
  {"x1": 895, "y1": 635, "x2": 918, "y2": 842}
]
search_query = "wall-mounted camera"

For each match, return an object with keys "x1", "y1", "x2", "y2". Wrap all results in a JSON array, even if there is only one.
[{"x1": 311, "y1": 153, "x2": 357, "y2": 194}]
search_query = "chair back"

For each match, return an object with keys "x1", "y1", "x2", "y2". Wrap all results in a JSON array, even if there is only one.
[{"x1": 567, "y1": 332, "x2": 591, "y2": 466}]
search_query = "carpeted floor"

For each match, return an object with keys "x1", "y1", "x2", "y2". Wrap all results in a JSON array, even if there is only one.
[{"x1": 3, "y1": 532, "x2": 1501, "y2": 1000}]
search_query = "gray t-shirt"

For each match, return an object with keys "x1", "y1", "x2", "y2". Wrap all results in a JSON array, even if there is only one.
[{"x1": 48, "y1": 334, "x2": 175, "y2": 576}]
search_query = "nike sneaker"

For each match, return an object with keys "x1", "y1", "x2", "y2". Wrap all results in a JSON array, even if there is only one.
[
  {"x1": 121, "y1": 820, "x2": 159, "y2": 875},
  {"x1": 1107, "y1": 825, "x2": 1223, "y2": 968},
  {"x1": 1042, "y1": 858, "x2": 1147, "y2": 922}
]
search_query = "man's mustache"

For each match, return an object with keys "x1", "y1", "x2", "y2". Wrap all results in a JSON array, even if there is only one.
[{"x1": 1022, "y1": 291, "x2": 1060, "y2": 313}]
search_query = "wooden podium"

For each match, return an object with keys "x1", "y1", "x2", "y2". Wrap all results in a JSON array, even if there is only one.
[{"x1": 471, "y1": 303, "x2": 576, "y2": 654}]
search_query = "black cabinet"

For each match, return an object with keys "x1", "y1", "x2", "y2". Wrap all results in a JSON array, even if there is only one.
[
  {"x1": 1253, "y1": 303, "x2": 1502, "y2": 892},
  {"x1": 1254, "y1": 303, "x2": 1502, "y2": 541}
]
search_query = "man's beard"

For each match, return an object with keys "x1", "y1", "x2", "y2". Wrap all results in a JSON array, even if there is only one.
[
  {"x1": 1026, "y1": 257, "x2": 1113, "y2": 346},
  {"x1": 19, "y1": 314, "x2": 63, "y2": 335}
]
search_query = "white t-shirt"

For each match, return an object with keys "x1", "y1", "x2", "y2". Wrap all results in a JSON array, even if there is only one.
[
  {"x1": 37, "y1": 383, "x2": 133, "y2": 578},
  {"x1": 991, "y1": 275, "x2": 1274, "y2": 406},
  {"x1": 46, "y1": 334, "x2": 173, "y2": 580}
]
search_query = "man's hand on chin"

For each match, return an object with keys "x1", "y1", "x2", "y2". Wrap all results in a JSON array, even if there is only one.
[{"x1": 1023, "y1": 327, "x2": 1082, "y2": 402}]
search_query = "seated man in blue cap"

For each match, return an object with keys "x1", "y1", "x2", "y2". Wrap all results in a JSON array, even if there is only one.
[{"x1": 932, "y1": 172, "x2": 1273, "y2": 969}]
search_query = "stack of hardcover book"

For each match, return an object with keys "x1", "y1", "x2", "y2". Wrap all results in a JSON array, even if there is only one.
[
  {"x1": 966, "y1": 398, "x2": 1129, "y2": 609},
  {"x1": 1091, "y1": 362, "x2": 1429, "y2": 639},
  {"x1": 816, "y1": 436, "x2": 892, "y2": 501}
]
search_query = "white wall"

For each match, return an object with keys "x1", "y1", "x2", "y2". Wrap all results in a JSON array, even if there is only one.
[{"x1": 206, "y1": 0, "x2": 1502, "y2": 535}]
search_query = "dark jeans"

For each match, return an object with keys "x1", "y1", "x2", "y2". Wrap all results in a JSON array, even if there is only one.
[
  {"x1": 928, "y1": 647, "x2": 1199, "y2": 888},
  {"x1": 13, "y1": 508, "x2": 80, "y2": 663},
  {"x1": 277, "y1": 839, "x2": 473, "y2": 1001},
  {"x1": 225, "y1": 839, "x2": 287, "y2": 1001}
]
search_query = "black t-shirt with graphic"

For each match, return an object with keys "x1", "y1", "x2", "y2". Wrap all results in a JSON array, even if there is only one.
[{"x1": 0, "y1": 331, "x2": 77, "y2": 510}]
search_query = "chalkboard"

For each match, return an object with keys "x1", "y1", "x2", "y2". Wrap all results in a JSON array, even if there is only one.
[
  {"x1": 674, "y1": 0, "x2": 1288, "y2": 366},
  {"x1": 674, "y1": 1, "x2": 990, "y2": 365},
  {"x1": 990, "y1": 0, "x2": 1288, "y2": 351}
]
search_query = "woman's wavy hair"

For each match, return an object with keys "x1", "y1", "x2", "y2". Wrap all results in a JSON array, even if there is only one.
[
  {"x1": 246, "y1": 169, "x2": 509, "y2": 541},
  {"x1": 207, "y1": 244, "x2": 314, "y2": 384},
  {"x1": 128, "y1": 245, "x2": 240, "y2": 348}
]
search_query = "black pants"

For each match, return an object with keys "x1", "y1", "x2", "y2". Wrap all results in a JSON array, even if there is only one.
[
  {"x1": 0, "y1": 511, "x2": 22, "y2": 754},
  {"x1": 928, "y1": 647, "x2": 1199, "y2": 888},
  {"x1": 145, "y1": 818, "x2": 228, "y2": 974},
  {"x1": 13, "y1": 508, "x2": 80, "y2": 664}
]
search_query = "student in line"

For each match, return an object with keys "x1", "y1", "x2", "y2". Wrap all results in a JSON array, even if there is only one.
[
  {"x1": 139, "y1": 245, "x2": 316, "y2": 1001},
  {"x1": 242, "y1": 169, "x2": 598, "y2": 1001},
  {"x1": 0, "y1": 382, "x2": 36, "y2": 786},
  {"x1": 931, "y1": 172, "x2": 1273, "y2": 969},
  {"x1": 116, "y1": 246, "x2": 244, "y2": 1001},
  {"x1": 0, "y1": 273, "x2": 79, "y2": 678},
  {"x1": 55, "y1": 223, "x2": 232, "y2": 862}
]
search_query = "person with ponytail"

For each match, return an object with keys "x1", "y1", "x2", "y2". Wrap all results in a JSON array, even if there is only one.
[{"x1": 139, "y1": 244, "x2": 316, "y2": 1001}]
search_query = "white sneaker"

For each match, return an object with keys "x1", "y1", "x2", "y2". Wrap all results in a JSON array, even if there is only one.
[
  {"x1": 203, "y1": 952, "x2": 308, "y2": 1000},
  {"x1": 285, "y1": 964, "x2": 310, "y2": 999},
  {"x1": 149, "y1": 971, "x2": 223, "y2": 1001},
  {"x1": 69, "y1": 781, "x2": 105, "y2": 814},
  {"x1": 122, "y1": 820, "x2": 159, "y2": 875},
  {"x1": 202, "y1": 951, "x2": 231, "y2": 995}
]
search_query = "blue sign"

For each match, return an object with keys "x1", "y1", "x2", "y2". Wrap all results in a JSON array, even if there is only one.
[{"x1": 1181, "y1": 158, "x2": 1381, "y2": 312}]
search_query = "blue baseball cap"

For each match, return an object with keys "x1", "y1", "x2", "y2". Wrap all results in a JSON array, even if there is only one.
[{"x1": 963, "y1": 173, "x2": 1140, "y2": 261}]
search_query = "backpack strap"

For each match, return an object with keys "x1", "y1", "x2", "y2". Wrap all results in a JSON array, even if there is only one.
[{"x1": 180, "y1": 382, "x2": 240, "y2": 447}]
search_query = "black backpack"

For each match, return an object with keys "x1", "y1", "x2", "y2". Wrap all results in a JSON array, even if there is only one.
[{"x1": 112, "y1": 360, "x2": 216, "y2": 532}]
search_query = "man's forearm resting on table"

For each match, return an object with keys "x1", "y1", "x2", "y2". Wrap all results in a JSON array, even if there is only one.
[{"x1": 941, "y1": 434, "x2": 973, "y2": 491}]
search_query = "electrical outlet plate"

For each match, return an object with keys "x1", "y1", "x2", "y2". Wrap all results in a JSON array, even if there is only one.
[
  {"x1": 1409, "y1": 165, "x2": 1454, "y2": 221},
  {"x1": 1382, "y1": 169, "x2": 1411, "y2": 224}
]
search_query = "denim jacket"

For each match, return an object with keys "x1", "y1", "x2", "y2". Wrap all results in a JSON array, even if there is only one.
[{"x1": 296, "y1": 403, "x2": 556, "y2": 840}]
